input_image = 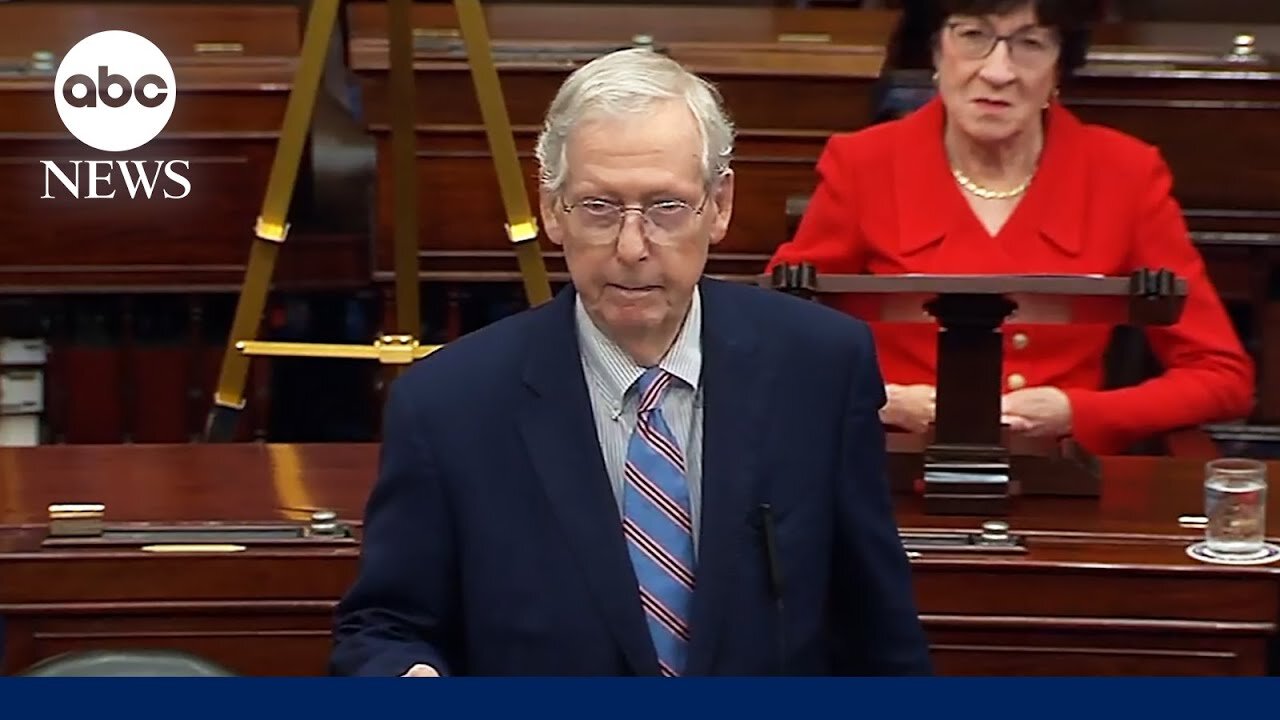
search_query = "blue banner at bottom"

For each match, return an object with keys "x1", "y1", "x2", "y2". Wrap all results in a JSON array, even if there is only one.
[{"x1": 0, "y1": 677, "x2": 1275, "y2": 720}]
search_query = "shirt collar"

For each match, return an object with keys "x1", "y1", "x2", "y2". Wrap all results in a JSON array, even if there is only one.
[{"x1": 575, "y1": 288, "x2": 703, "y2": 404}]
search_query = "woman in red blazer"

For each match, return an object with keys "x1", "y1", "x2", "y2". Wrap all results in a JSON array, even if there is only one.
[{"x1": 768, "y1": 0, "x2": 1255, "y2": 455}]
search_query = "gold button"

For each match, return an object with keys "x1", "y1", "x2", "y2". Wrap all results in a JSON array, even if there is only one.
[
  {"x1": 1007, "y1": 373, "x2": 1026, "y2": 390},
  {"x1": 1011, "y1": 332, "x2": 1029, "y2": 350}
]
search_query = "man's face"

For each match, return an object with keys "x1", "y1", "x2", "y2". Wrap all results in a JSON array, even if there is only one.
[{"x1": 541, "y1": 98, "x2": 733, "y2": 344}]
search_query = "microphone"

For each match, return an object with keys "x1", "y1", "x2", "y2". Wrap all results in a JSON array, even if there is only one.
[{"x1": 756, "y1": 503, "x2": 787, "y2": 674}]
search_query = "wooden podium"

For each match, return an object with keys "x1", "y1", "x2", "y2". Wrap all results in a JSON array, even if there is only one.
[{"x1": 766, "y1": 264, "x2": 1188, "y2": 516}]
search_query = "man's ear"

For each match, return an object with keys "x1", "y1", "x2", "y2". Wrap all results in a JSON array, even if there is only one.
[
  {"x1": 708, "y1": 170, "x2": 734, "y2": 247},
  {"x1": 539, "y1": 189, "x2": 564, "y2": 247}
]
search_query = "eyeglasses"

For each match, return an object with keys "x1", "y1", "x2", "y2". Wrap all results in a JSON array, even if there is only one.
[
  {"x1": 558, "y1": 193, "x2": 710, "y2": 247},
  {"x1": 945, "y1": 20, "x2": 1061, "y2": 69}
]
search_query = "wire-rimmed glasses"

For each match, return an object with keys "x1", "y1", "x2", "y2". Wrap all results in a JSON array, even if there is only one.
[{"x1": 558, "y1": 193, "x2": 711, "y2": 247}]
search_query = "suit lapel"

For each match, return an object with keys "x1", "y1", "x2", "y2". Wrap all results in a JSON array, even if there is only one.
[
  {"x1": 518, "y1": 287, "x2": 659, "y2": 676},
  {"x1": 895, "y1": 97, "x2": 956, "y2": 257},
  {"x1": 684, "y1": 279, "x2": 769, "y2": 675},
  {"x1": 1030, "y1": 101, "x2": 1086, "y2": 258}
]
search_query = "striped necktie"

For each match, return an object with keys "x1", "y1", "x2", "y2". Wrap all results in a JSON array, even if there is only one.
[{"x1": 622, "y1": 367, "x2": 696, "y2": 677}]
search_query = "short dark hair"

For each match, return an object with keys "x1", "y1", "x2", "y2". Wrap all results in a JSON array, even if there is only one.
[{"x1": 929, "y1": 0, "x2": 1099, "y2": 79}]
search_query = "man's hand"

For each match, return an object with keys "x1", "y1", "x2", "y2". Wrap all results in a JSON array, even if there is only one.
[
  {"x1": 879, "y1": 384, "x2": 936, "y2": 434},
  {"x1": 1001, "y1": 387, "x2": 1072, "y2": 438},
  {"x1": 401, "y1": 664, "x2": 440, "y2": 677}
]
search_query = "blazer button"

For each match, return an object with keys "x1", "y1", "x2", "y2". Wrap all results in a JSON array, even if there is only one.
[
  {"x1": 1007, "y1": 373, "x2": 1027, "y2": 390},
  {"x1": 1011, "y1": 332, "x2": 1029, "y2": 350}
]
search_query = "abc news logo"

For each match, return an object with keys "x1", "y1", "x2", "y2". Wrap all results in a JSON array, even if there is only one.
[
  {"x1": 41, "y1": 30, "x2": 190, "y2": 200},
  {"x1": 61, "y1": 66, "x2": 169, "y2": 109}
]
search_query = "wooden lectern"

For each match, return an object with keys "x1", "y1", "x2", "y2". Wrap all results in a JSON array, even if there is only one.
[{"x1": 766, "y1": 264, "x2": 1188, "y2": 516}]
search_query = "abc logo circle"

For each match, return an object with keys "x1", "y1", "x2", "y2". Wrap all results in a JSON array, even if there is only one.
[{"x1": 54, "y1": 31, "x2": 176, "y2": 153}]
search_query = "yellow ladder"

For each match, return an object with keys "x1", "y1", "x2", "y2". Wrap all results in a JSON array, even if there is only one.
[{"x1": 204, "y1": 0, "x2": 551, "y2": 441}]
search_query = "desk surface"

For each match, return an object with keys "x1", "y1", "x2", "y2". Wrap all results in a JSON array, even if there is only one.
[
  {"x1": 0, "y1": 444, "x2": 375, "y2": 528},
  {"x1": 1, "y1": 444, "x2": 1275, "y2": 565},
  {"x1": 2, "y1": 443, "x2": 1277, "y2": 675}
]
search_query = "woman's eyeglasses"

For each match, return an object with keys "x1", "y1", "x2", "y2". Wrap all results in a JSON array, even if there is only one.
[{"x1": 945, "y1": 20, "x2": 1061, "y2": 69}]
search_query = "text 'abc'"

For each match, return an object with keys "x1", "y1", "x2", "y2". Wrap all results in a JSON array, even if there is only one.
[{"x1": 61, "y1": 66, "x2": 169, "y2": 109}]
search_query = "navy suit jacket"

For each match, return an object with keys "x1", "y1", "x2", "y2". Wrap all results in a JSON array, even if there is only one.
[{"x1": 330, "y1": 278, "x2": 932, "y2": 676}]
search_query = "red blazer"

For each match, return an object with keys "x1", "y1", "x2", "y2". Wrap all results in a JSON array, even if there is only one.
[{"x1": 768, "y1": 97, "x2": 1255, "y2": 455}]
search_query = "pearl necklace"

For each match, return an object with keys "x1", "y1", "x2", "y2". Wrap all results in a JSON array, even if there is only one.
[{"x1": 952, "y1": 167, "x2": 1034, "y2": 200}]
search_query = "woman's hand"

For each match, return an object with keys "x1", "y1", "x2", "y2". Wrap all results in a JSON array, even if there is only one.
[
  {"x1": 1001, "y1": 386, "x2": 1073, "y2": 438},
  {"x1": 880, "y1": 384, "x2": 936, "y2": 433}
]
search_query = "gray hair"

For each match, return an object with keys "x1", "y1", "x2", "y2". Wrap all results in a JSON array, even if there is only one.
[{"x1": 534, "y1": 47, "x2": 735, "y2": 194}]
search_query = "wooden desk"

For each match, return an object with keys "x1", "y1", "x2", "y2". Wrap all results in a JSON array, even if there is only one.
[
  {"x1": 0, "y1": 1, "x2": 366, "y2": 292},
  {"x1": 900, "y1": 455, "x2": 1278, "y2": 675},
  {"x1": 0, "y1": 2, "x2": 382, "y2": 444},
  {"x1": 0, "y1": 444, "x2": 371, "y2": 676},
  {"x1": 345, "y1": 1, "x2": 897, "y2": 284},
  {"x1": 1, "y1": 444, "x2": 1277, "y2": 676}
]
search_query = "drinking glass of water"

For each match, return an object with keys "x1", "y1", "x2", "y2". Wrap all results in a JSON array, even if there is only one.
[{"x1": 1204, "y1": 458, "x2": 1268, "y2": 557}]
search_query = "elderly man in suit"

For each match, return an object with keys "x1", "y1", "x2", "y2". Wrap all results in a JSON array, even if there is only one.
[{"x1": 329, "y1": 47, "x2": 931, "y2": 677}]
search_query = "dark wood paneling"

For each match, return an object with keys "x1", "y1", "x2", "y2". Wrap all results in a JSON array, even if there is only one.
[
  {"x1": 1063, "y1": 80, "x2": 1280, "y2": 220},
  {"x1": 366, "y1": 133, "x2": 819, "y2": 281},
  {"x1": 1265, "y1": 303, "x2": 1280, "y2": 423},
  {"x1": 928, "y1": 625, "x2": 1268, "y2": 676},
  {"x1": 345, "y1": 1, "x2": 896, "y2": 283},
  {"x1": 348, "y1": 2, "x2": 900, "y2": 44},
  {"x1": 7, "y1": 605, "x2": 337, "y2": 677},
  {"x1": 3, "y1": 445, "x2": 1280, "y2": 676},
  {"x1": 915, "y1": 568, "x2": 1275, "y2": 623},
  {"x1": 0, "y1": 4, "x2": 304, "y2": 59},
  {"x1": 1105, "y1": 0, "x2": 1280, "y2": 21},
  {"x1": 0, "y1": 2, "x2": 369, "y2": 292}
]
